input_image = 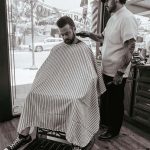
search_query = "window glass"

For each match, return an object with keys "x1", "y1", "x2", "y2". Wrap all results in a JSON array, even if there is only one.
[
  {"x1": 7, "y1": 0, "x2": 95, "y2": 115},
  {"x1": 135, "y1": 15, "x2": 150, "y2": 63}
]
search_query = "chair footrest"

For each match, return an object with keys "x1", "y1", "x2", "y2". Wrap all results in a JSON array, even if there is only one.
[
  {"x1": 37, "y1": 127, "x2": 66, "y2": 140},
  {"x1": 23, "y1": 138, "x2": 73, "y2": 150}
]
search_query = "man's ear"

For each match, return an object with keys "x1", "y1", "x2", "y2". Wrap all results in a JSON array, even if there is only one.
[
  {"x1": 73, "y1": 27, "x2": 76, "y2": 32},
  {"x1": 115, "y1": 0, "x2": 119, "y2": 3}
]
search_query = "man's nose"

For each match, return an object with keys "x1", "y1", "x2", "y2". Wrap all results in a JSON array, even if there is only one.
[{"x1": 63, "y1": 35, "x2": 68, "y2": 40}]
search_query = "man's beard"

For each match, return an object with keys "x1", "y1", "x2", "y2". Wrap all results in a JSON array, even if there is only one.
[
  {"x1": 64, "y1": 34, "x2": 75, "y2": 44},
  {"x1": 107, "y1": 2, "x2": 117, "y2": 13}
]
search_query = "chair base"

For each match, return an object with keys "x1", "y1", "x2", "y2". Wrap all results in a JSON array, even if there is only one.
[
  {"x1": 24, "y1": 127, "x2": 95, "y2": 150},
  {"x1": 23, "y1": 138, "x2": 73, "y2": 150}
]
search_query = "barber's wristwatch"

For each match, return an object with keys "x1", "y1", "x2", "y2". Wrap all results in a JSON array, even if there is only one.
[{"x1": 117, "y1": 70, "x2": 124, "y2": 76}]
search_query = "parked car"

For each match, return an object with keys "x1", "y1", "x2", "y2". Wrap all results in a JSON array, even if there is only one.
[
  {"x1": 19, "y1": 37, "x2": 63, "y2": 52},
  {"x1": 33, "y1": 37, "x2": 63, "y2": 52}
]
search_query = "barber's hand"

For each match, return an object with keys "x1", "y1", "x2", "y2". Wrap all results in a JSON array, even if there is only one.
[
  {"x1": 76, "y1": 31, "x2": 90, "y2": 38},
  {"x1": 113, "y1": 71, "x2": 124, "y2": 85}
]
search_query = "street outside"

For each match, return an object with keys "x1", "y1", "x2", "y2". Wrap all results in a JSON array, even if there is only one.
[
  {"x1": 11, "y1": 50, "x2": 50, "y2": 114},
  {"x1": 11, "y1": 45, "x2": 96, "y2": 114},
  {"x1": 8, "y1": 0, "x2": 94, "y2": 114},
  {"x1": 12, "y1": 50, "x2": 50, "y2": 85},
  {"x1": 13, "y1": 44, "x2": 96, "y2": 86}
]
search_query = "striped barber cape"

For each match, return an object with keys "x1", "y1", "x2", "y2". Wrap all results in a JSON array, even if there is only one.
[{"x1": 17, "y1": 41, "x2": 106, "y2": 147}]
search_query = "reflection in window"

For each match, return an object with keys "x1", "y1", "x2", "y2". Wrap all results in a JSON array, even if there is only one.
[
  {"x1": 135, "y1": 15, "x2": 150, "y2": 64},
  {"x1": 7, "y1": 0, "x2": 95, "y2": 115}
]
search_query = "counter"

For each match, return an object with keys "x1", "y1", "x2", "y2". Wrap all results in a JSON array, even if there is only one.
[{"x1": 124, "y1": 65, "x2": 150, "y2": 129}]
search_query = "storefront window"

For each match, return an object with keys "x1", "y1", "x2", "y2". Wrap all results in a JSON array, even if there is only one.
[
  {"x1": 136, "y1": 15, "x2": 150, "y2": 51},
  {"x1": 126, "y1": 0, "x2": 150, "y2": 64},
  {"x1": 134, "y1": 15, "x2": 150, "y2": 64},
  {"x1": 7, "y1": 0, "x2": 96, "y2": 115}
]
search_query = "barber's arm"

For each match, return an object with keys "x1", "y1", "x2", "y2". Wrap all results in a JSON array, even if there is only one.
[
  {"x1": 113, "y1": 38, "x2": 136, "y2": 85},
  {"x1": 76, "y1": 31, "x2": 104, "y2": 42}
]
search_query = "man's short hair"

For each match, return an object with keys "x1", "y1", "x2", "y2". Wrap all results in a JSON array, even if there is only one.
[
  {"x1": 119, "y1": 0, "x2": 126, "y2": 4},
  {"x1": 56, "y1": 16, "x2": 75, "y2": 28},
  {"x1": 101, "y1": 0, "x2": 126, "y2": 4}
]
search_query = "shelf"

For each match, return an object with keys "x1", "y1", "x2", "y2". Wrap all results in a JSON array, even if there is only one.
[
  {"x1": 132, "y1": 116, "x2": 150, "y2": 128},
  {"x1": 134, "y1": 103, "x2": 150, "y2": 113},
  {"x1": 137, "y1": 77, "x2": 150, "y2": 83},
  {"x1": 136, "y1": 90, "x2": 150, "y2": 99}
]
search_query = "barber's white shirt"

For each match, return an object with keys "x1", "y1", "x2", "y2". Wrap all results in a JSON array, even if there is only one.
[{"x1": 101, "y1": 6, "x2": 138, "y2": 77}]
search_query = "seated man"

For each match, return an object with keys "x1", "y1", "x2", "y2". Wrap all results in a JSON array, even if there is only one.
[{"x1": 4, "y1": 16, "x2": 106, "y2": 150}]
